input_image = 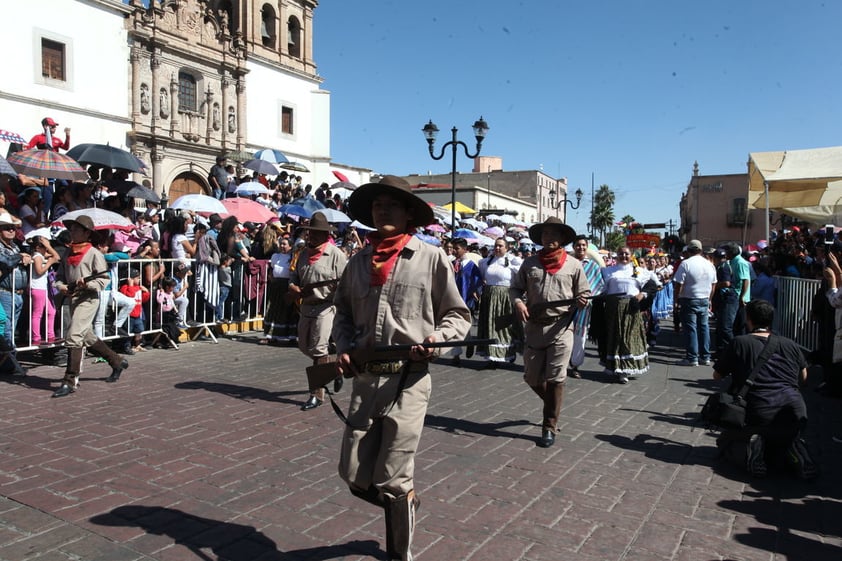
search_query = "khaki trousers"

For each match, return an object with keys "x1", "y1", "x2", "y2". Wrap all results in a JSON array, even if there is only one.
[
  {"x1": 523, "y1": 320, "x2": 573, "y2": 386},
  {"x1": 297, "y1": 305, "x2": 334, "y2": 358},
  {"x1": 339, "y1": 370, "x2": 431, "y2": 500},
  {"x1": 65, "y1": 295, "x2": 101, "y2": 349}
]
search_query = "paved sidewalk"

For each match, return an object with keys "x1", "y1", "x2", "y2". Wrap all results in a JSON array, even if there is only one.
[{"x1": 0, "y1": 328, "x2": 840, "y2": 561}]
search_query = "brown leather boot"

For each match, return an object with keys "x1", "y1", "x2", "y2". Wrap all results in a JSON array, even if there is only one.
[
  {"x1": 89, "y1": 340, "x2": 129, "y2": 382},
  {"x1": 538, "y1": 382, "x2": 565, "y2": 448},
  {"x1": 53, "y1": 348, "x2": 84, "y2": 398},
  {"x1": 302, "y1": 360, "x2": 326, "y2": 410},
  {"x1": 385, "y1": 490, "x2": 419, "y2": 561}
]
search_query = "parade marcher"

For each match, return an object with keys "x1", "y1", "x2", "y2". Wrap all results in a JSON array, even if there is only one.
[
  {"x1": 476, "y1": 237, "x2": 522, "y2": 367},
  {"x1": 333, "y1": 175, "x2": 471, "y2": 561},
  {"x1": 569, "y1": 235, "x2": 605, "y2": 378},
  {"x1": 597, "y1": 247, "x2": 659, "y2": 383},
  {"x1": 288, "y1": 211, "x2": 346, "y2": 410},
  {"x1": 52, "y1": 215, "x2": 128, "y2": 398},
  {"x1": 448, "y1": 237, "x2": 483, "y2": 365},
  {"x1": 510, "y1": 217, "x2": 591, "y2": 447}
]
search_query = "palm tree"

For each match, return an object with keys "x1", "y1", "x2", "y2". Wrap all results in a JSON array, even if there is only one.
[{"x1": 590, "y1": 184, "x2": 615, "y2": 247}]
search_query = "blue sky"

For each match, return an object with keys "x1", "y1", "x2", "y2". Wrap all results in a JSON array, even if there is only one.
[{"x1": 314, "y1": 1, "x2": 842, "y2": 234}]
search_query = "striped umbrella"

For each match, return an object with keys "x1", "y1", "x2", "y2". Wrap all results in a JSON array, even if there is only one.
[
  {"x1": 7, "y1": 149, "x2": 88, "y2": 181},
  {"x1": 0, "y1": 129, "x2": 26, "y2": 144}
]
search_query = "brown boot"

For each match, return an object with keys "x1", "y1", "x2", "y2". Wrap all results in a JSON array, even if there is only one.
[
  {"x1": 53, "y1": 348, "x2": 84, "y2": 398},
  {"x1": 385, "y1": 490, "x2": 419, "y2": 561},
  {"x1": 538, "y1": 382, "x2": 565, "y2": 448},
  {"x1": 89, "y1": 340, "x2": 129, "y2": 382}
]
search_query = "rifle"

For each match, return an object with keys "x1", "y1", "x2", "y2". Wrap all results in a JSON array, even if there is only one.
[
  {"x1": 305, "y1": 338, "x2": 498, "y2": 391},
  {"x1": 527, "y1": 295, "x2": 591, "y2": 317},
  {"x1": 63, "y1": 271, "x2": 110, "y2": 295}
]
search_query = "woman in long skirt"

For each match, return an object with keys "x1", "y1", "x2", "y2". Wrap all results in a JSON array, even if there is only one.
[
  {"x1": 600, "y1": 247, "x2": 654, "y2": 383},
  {"x1": 477, "y1": 238, "x2": 522, "y2": 366},
  {"x1": 260, "y1": 237, "x2": 298, "y2": 344}
]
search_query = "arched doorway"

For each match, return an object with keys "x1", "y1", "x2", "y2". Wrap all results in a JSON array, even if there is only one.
[{"x1": 168, "y1": 172, "x2": 208, "y2": 202}]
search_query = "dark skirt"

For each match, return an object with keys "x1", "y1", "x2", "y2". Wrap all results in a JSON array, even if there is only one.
[
  {"x1": 603, "y1": 295, "x2": 649, "y2": 375},
  {"x1": 477, "y1": 285, "x2": 520, "y2": 362},
  {"x1": 263, "y1": 278, "x2": 298, "y2": 341}
]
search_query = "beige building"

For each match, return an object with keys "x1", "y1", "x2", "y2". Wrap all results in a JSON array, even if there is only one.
[
  {"x1": 679, "y1": 161, "x2": 766, "y2": 248},
  {"x1": 402, "y1": 156, "x2": 572, "y2": 224}
]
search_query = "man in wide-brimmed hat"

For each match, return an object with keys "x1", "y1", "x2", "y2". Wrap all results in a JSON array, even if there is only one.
[
  {"x1": 289, "y1": 210, "x2": 347, "y2": 410},
  {"x1": 510, "y1": 216, "x2": 591, "y2": 448},
  {"x1": 334, "y1": 175, "x2": 471, "y2": 560},
  {"x1": 52, "y1": 214, "x2": 129, "y2": 397}
]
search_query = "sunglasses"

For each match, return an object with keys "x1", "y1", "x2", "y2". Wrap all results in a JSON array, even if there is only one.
[{"x1": 0, "y1": 225, "x2": 17, "y2": 231}]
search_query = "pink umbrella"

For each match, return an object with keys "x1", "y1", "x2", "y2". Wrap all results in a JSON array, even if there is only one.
[
  {"x1": 332, "y1": 170, "x2": 350, "y2": 183},
  {"x1": 426, "y1": 223, "x2": 447, "y2": 233},
  {"x1": 221, "y1": 198, "x2": 276, "y2": 223},
  {"x1": 483, "y1": 226, "x2": 505, "y2": 238}
]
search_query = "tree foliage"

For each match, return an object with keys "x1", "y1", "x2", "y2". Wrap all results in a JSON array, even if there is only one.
[
  {"x1": 605, "y1": 230, "x2": 627, "y2": 252},
  {"x1": 590, "y1": 184, "x2": 616, "y2": 247}
]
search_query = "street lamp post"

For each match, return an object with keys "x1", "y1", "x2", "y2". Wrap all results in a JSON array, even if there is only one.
[
  {"x1": 422, "y1": 117, "x2": 489, "y2": 236},
  {"x1": 547, "y1": 186, "x2": 583, "y2": 220}
]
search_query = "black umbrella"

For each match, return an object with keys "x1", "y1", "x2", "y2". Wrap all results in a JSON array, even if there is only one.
[
  {"x1": 66, "y1": 143, "x2": 145, "y2": 173},
  {"x1": 126, "y1": 185, "x2": 161, "y2": 204}
]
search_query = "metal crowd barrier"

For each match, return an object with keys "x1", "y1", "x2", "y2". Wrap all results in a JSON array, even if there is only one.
[
  {"x1": 5, "y1": 256, "x2": 271, "y2": 352},
  {"x1": 772, "y1": 275, "x2": 821, "y2": 351}
]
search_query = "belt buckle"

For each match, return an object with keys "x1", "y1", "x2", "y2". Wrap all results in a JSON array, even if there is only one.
[{"x1": 367, "y1": 360, "x2": 405, "y2": 374}]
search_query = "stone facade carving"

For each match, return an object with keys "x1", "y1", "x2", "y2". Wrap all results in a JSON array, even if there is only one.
[
  {"x1": 227, "y1": 106, "x2": 236, "y2": 133},
  {"x1": 140, "y1": 83, "x2": 150, "y2": 114},
  {"x1": 212, "y1": 102, "x2": 221, "y2": 131},
  {"x1": 159, "y1": 88, "x2": 169, "y2": 119}
]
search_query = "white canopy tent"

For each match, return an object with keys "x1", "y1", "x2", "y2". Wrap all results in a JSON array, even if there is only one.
[{"x1": 748, "y1": 146, "x2": 842, "y2": 240}]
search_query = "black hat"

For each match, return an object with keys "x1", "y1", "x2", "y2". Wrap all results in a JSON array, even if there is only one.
[
  {"x1": 347, "y1": 175, "x2": 434, "y2": 229},
  {"x1": 528, "y1": 217, "x2": 576, "y2": 246}
]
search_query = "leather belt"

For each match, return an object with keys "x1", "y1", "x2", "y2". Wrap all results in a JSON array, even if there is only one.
[{"x1": 365, "y1": 360, "x2": 427, "y2": 375}]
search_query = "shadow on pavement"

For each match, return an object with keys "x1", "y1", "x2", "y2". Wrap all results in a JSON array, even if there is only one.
[
  {"x1": 90, "y1": 505, "x2": 383, "y2": 560},
  {"x1": 617, "y1": 408, "x2": 703, "y2": 429},
  {"x1": 425, "y1": 413, "x2": 534, "y2": 441},
  {"x1": 174, "y1": 380, "x2": 305, "y2": 406},
  {"x1": 595, "y1": 433, "x2": 721, "y2": 469}
]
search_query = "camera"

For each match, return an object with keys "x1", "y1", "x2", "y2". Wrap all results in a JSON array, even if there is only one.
[{"x1": 825, "y1": 224, "x2": 835, "y2": 245}]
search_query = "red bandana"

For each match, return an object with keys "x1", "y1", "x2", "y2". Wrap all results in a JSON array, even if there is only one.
[
  {"x1": 368, "y1": 232, "x2": 412, "y2": 286},
  {"x1": 538, "y1": 247, "x2": 567, "y2": 275},
  {"x1": 307, "y1": 241, "x2": 330, "y2": 264},
  {"x1": 67, "y1": 242, "x2": 93, "y2": 267}
]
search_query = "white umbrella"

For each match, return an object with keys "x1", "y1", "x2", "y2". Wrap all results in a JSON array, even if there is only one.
[
  {"x1": 350, "y1": 220, "x2": 375, "y2": 231},
  {"x1": 171, "y1": 194, "x2": 227, "y2": 214},
  {"x1": 235, "y1": 181, "x2": 271, "y2": 196},
  {"x1": 53, "y1": 208, "x2": 135, "y2": 231},
  {"x1": 330, "y1": 187, "x2": 354, "y2": 200},
  {"x1": 461, "y1": 218, "x2": 487, "y2": 230},
  {"x1": 24, "y1": 227, "x2": 53, "y2": 240},
  {"x1": 497, "y1": 214, "x2": 517, "y2": 224}
]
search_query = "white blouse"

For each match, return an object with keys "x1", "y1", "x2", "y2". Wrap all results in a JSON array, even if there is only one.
[
  {"x1": 270, "y1": 252, "x2": 292, "y2": 280},
  {"x1": 602, "y1": 263, "x2": 658, "y2": 297},
  {"x1": 478, "y1": 254, "x2": 522, "y2": 287}
]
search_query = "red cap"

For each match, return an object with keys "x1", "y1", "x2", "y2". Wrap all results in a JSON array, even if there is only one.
[{"x1": 42, "y1": 117, "x2": 58, "y2": 126}]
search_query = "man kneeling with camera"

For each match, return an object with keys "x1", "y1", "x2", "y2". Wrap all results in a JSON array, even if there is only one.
[{"x1": 712, "y1": 299, "x2": 817, "y2": 479}]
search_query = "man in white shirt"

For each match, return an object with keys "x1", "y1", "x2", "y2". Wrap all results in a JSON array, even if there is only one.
[{"x1": 672, "y1": 239, "x2": 717, "y2": 366}]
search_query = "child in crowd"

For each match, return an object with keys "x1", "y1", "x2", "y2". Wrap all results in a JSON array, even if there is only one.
[
  {"x1": 119, "y1": 268, "x2": 150, "y2": 353},
  {"x1": 216, "y1": 254, "x2": 233, "y2": 323},
  {"x1": 28, "y1": 235, "x2": 60, "y2": 346},
  {"x1": 156, "y1": 277, "x2": 180, "y2": 346}
]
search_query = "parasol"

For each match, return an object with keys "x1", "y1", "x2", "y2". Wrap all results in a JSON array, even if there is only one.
[{"x1": 53, "y1": 208, "x2": 135, "y2": 231}]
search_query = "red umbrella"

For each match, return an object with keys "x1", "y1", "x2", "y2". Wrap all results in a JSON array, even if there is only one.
[
  {"x1": 221, "y1": 198, "x2": 276, "y2": 223},
  {"x1": 332, "y1": 170, "x2": 349, "y2": 183}
]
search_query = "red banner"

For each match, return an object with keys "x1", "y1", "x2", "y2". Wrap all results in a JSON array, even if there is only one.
[{"x1": 626, "y1": 233, "x2": 661, "y2": 249}]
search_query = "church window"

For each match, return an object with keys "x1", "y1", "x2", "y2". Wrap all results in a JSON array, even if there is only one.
[
  {"x1": 281, "y1": 106, "x2": 294, "y2": 134},
  {"x1": 178, "y1": 72, "x2": 197, "y2": 112},
  {"x1": 41, "y1": 39, "x2": 65, "y2": 81}
]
